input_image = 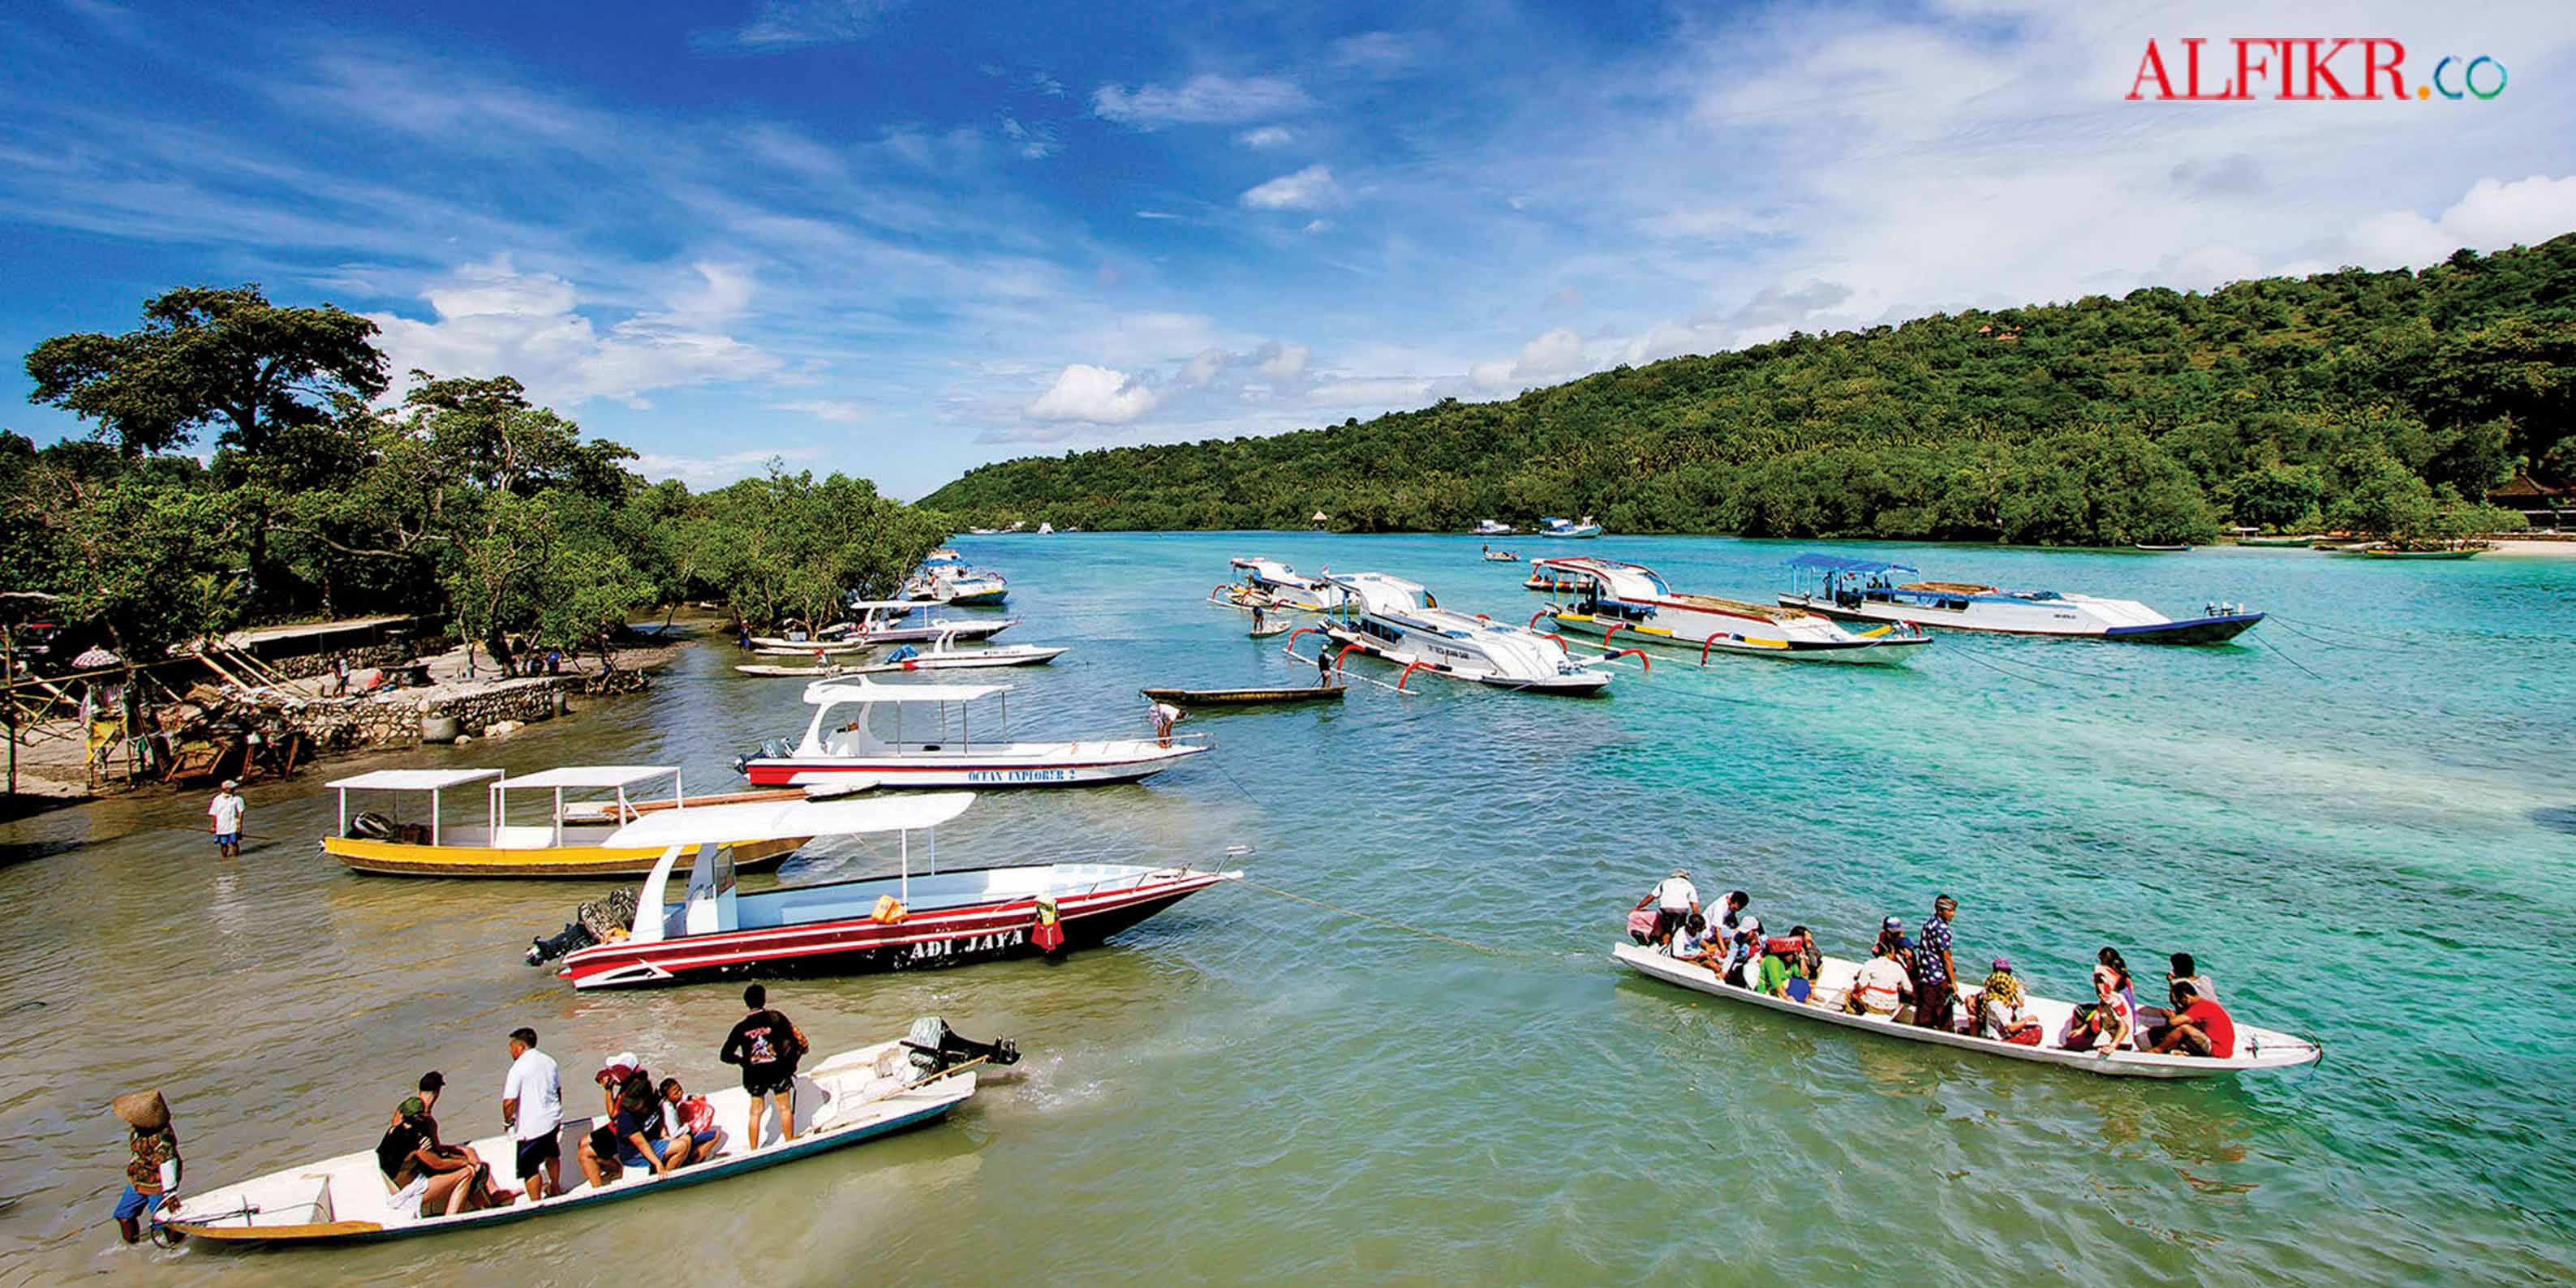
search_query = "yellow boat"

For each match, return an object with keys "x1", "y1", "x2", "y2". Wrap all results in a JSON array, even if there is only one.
[{"x1": 321, "y1": 766, "x2": 807, "y2": 878}]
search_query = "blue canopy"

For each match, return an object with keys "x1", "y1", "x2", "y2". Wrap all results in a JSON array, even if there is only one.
[{"x1": 1783, "y1": 553, "x2": 1918, "y2": 575}]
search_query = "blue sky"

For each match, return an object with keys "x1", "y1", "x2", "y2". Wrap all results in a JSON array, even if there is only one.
[{"x1": 5, "y1": 1, "x2": 2575, "y2": 497}]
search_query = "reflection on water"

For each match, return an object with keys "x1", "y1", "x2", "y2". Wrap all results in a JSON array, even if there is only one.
[{"x1": 0, "y1": 535, "x2": 2572, "y2": 1285}]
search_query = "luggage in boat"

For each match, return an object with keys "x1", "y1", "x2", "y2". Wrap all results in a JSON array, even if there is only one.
[{"x1": 1626, "y1": 908, "x2": 1658, "y2": 944}]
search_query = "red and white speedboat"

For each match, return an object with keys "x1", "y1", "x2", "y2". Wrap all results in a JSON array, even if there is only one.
[
  {"x1": 733, "y1": 679, "x2": 1209, "y2": 788},
  {"x1": 532, "y1": 795, "x2": 1241, "y2": 990}
]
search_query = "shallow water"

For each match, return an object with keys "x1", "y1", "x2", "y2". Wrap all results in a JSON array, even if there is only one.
[{"x1": 2, "y1": 533, "x2": 2572, "y2": 1286}]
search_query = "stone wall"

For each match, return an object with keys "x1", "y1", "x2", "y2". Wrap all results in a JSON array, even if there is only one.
[{"x1": 259, "y1": 639, "x2": 437, "y2": 682}]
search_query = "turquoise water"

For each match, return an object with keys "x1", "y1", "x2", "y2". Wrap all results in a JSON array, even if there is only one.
[{"x1": 2, "y1": 533, "x2": 2570, "y2": 1285}]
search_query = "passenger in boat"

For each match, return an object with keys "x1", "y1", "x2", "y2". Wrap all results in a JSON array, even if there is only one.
[
  {"x1": 1845, "y1": 942, "x2": 1913, "y2": 1020},
  {"x1": 1710, "y1": 891, "x2": 1751, "y2": 942},
  {"x1": 593, "y1": 1054, "x2": 645, "y2": 1123},
  {"x1": 2058, "y1": 968, "x2": 2137, "y2": 1054},
  {"x1": 501, "y1": 1028, "x2": 562, "y2": 1202},
  {"x1": 723, "y1": 985, "x2": 806, "y2": 1148},
  {"x1": 1976, "y1": 960, "x2": 2044, "y2": 1045},
  {"x1": 659, "y1": 1078, "x2": 724, "y2": 1157},
  {"x1": 1251, "y1": 604, "x2": 1267, "y2": 633},
  {"x1": 1646, "y1": 869, "x2": 1699, "y2": 946},
  {"x1": 1911, "y1": 896, "x2": 1959, "y2": 1029},
  {"x1": 110, "y1": 1090, "x2": 181, "y2": 1244},
  {"x1": 577, "y1": 1125, "x2": 626, "y2": 1189},
  {"x1": 377, "y1": 1099, "x2": 514, "y2": 1217},
  {"x1": 1872, "y1": 916, "x2": 1910, "y2": 962},
  {"x1": 612, "y1": 1087, "x2": 706, "y2": 1177},
  {"x1": 1722, "y1": 917, "x2": 1762, "y2": 986},
  {"x1": 389, "y1": 1071, "x2": 445, "y2": 1132},
  {"x1": 2096, "y1": 947, "x2": 2142, "y2": 1024},
  {"x1": 2148, "y1": 981, "x2": 2237, "y2": 1058},
  {"x1": 1664, "y1": 912, "x2": 1711, "y2": 961}
]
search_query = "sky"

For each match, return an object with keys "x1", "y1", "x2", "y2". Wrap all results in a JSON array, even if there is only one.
[{"x1": 3, "y1": 0, "x2": 2574, "y2": 499}]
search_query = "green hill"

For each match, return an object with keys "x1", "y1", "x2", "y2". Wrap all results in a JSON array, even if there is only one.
[{"x1": 922, "y1": 238, "x2": 2574, "y2": 545}]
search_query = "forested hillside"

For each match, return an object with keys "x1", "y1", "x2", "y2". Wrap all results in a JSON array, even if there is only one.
[{"x1": 923, "y1": 237, "x2": 2575, "y2": 545}]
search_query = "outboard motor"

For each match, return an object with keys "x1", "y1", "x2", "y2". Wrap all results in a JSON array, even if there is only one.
[
  {"x1": 526, "y1": 887, "x2": 639, "y2": 965},
  {"x1": 901, "y1": 1016, "x2": 1021, "y2": 1075}
]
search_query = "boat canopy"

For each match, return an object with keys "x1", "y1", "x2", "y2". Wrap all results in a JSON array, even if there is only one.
[
  {"x1": 608, "y1": 792, "x2": 974, "y2": 848},
  {"x1": 327, "y1": 767, "x2": 505, "y2": 791},
  {"x1": 501, "y1": 765, "x2": 675, "y2": 790},
  {"x1": 1531, "y1": 556, "x2": 1668, "y2": 598},
  {"x1": 1783, "y1": 553, "x2": 1919, "y2": 575},
  {"x1": 1324, "y1": 571, "x2": 1430, "y2": 613},
  {"x1": 802, "y1": 679, "x2": 1008, "y2": 706},
  {"x1": 844, "y1": 599, "x2": 921, "y2": 611}
]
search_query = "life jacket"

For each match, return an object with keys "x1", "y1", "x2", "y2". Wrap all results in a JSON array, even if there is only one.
[{"x1": 1032, "y1": 898, "x2": 1065, "y2": 953}]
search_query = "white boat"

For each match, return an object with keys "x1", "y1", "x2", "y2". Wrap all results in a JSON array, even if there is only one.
[
  {"x1": 903, "y1": 551, "x2": 1008, "y2": 607},
  {"x1": 759, "y1": 602, "x2": 1018, "y2": 647},
  {"x1": 1533, "y1": 556, "x2": 1929, "y2": 664},
  {"x1": 1473, "y1": 519, "x2": 1516, "y2": 536},
  {"x1": 535, "y1": 795, "x2": 1241, "y2": 988},
  {"x1": 734, "y1": 679, "x2": 1209, "y2": 788},
  {"x1": 161, "y1": 1018, "x2": 1001, "y2": 1244},
  {"x1": 1777, "y1": 553, "x2": 2264, "y2": 644},
  {"x1": 1227, "y1": 557, "x2": 1349, "y2": 610},
  {"x1": 1037, "y1": 522, "x2": 1054, "y2": 535},
  {"x1": 1612, "y1": 943, "x2": 2319, "y2": 1080},
  {"x1": 737, "y1": 631, "x2": 1061, "y2": 677},
  {"x1": 1479, "y1": 547, "x2": 1519, "y2": 563},
  {"x1": 1537, "y1": 515, "x2": 1602, "y2": 539},
  {"x1": 1317, "y1": 572, "x2": 1611, "y2": 694}
]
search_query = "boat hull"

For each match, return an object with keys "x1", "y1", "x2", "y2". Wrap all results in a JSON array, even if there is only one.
[
  {"x1": 559, "y1": 870, "x2": 1237, "y2": 989},
  {"x1": 742, "y1": 745, "x2": 1208, "y2": 788},
  {"x1": 1138, "y1": 685, "x2": 1344, "y2": 706},
  {"x1": 323, "y1": 835, "x2": 804, "y2": 878},
  {"x1": 1781, "y1": 595, "x2": 2263, "y2": 644},
  {"x1": 1318, "y1": 623, "x2": 1610, "y2": 695},
  {"x1": 1612, "y1": 944, "x2": 2317, "y2": 1079},
  {"x1": 1546, "y1": 610, "x2": 1928, "y2": 665}
]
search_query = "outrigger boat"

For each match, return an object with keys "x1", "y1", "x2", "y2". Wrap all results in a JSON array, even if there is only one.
[
  {"x1": 529, "y1": 795, "x2": 1241, "y2": 988},
  {"x1": 734, "y1": 680, "x2": 1209, "y2": 788},
  {"x1": 750, "y1": 603, "x2": 1018, "y2": 651},
  {"x1": 1139, "y1": 685, "x2": 1344, "y2": 706},
  {"x1": 1537, "y1": 515, "x2": 1602, "y2": 539},
  {"x1": 903, "y1": 550, "x2": 1010, "y2": 606},
  {"x1": 738, "y1": 631, "x2": 1062, "y2": 677},
  {"x1": 1612, "y1": 942, "x2": 2320, "y2": 1080},
  {"x1": 1226, "y1": 557, "x2": 1349, "y2": 611},
  {"x1": 321, "y1": 767, "x2": 804, "y2": 878},
  {"x1": 161, "y1": 1016, "x2": 1009, "y2": 1244},
  {"x1": 1533, "y1": 556, "x2": 1928, "y2": 664},
  {"x1": 1315, "y1": 572, "x2": 1612, "y2": 694},
  {"x1": 1778, "y1": 553, "x2": 2264, "y2": 644}
]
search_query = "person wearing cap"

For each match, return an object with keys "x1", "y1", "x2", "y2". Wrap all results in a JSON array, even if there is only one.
[
  {"x1": 1912, "y1": 895, "x2": 1959, "y2": 1029},
  {"x1": 207, "y1": 780, "x2": 245, "y2": 858},
  {"x1": 501, "y1": 1028, "x2": 562, "y2": 1201},
  {"x1": 110, "y1": 1091, "x2": 181, "y2": 1243},
  {"x1": 593, "y1": 1053, "x2": 648, "y2": 1125},
  {"x1": 1648, "y1": 869, "x2": 1699, "y2": 947},
  {"x1": 1722, "y1": 916, "x2": 1763, "y2": 987},
  {"x1": 1976, "y1": 959, "x2": 2041, "y2": 1044}
]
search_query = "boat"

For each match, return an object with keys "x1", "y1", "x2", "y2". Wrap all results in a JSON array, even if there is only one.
[
  {"x1": 1473, "y1": 519, "x2": 1516, "y2": 536},
  {"x1": 1537, "y1": 515, "x2": 1602, "y2": 539},
  {"x1": 902, "y1": 550, "x2": 1009, "y2": 607},
  {"x1": 2234, "y1": 535, "x2": 2316, "y2": 547},
  {"x1": 531, "y1": 795, "x2": 1242, "y2": 988},
  {"x1": 1480, "y1": 547, "x2": 1520, "y2": 563},
  {"x1": 1533, "y1": 556, "x2": 1929, "y2": 664},
  {"x1": 1777, "y1": 553, "x2": 2264, "y2": 644},
  {"x1": 2133, "y1": 543, "x2": 2192, "y2": 552},
  {"x1": 733, "y1": 679, "x2": 1210, "y2": 788},
  {"x1": 754, "y1": 602, "x2": 1017, "y2": 648},
  {"x1": 161, "y1": 1017, "x2": 1008, "y2": 1244},
  {"x1": 2345, "y1": 543, "x2": 2488, "y2": 560},
  {"x1": 1611, "y1": 942, "x2": 2319, "y2": 1080},
  {"x1": 1037, "y1": 522, "x2": 1054, "y2": 535},
  {"x1": 737, "y1": 661, "x2": 867, "y2": 677},
  {"x1": 1138, "y1": 685, "x2": 1345, "y2": 706},
  {"x1": 826, "y1": 631, "x2": 1062, "y2": 674},
  {"x1": 1315, "y1": 572, "x2": 1611, "y2": 694},
  {"x1": 1227, "y1": 557, "x2": 1349, "y2": 611},
  {"x1": 321, "y1": 767, "x2": 805, "y2": 878},
  {"x1": 1525, "y1": 562, "x2": 1590, "y2": 593},
  {"x1": 1248, "y1": 620, "x2": 1292, "y2": 638}
]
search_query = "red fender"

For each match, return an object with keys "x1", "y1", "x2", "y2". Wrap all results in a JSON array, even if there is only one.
[
  {"x1": 1287, "y1": 625, "x2": 1318, "y2": 650},
  {"x1": 1528, "y1": 609, "x2": 1550, "y2": 629},
  {"x1": 1396, "y1": 660, "x2": 1427, "y2": 691},
  {"x1": 1609, "y1": 646, "x2": 1649, "y2": 673},
  {"x1": 1334, "y1": 643, "x2": 1363, "y2": 674},
  {"x1": 1474, "y1": 613, "x2": 1492, "y2": 623},
  {"x1": 1601, "y1": 623, "x2": 1624, "y2": 650}
]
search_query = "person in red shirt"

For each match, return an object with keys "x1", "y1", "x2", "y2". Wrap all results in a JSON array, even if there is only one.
[{"x1": 2150, "y1": 981, "x2": 2235, "y2": 1058}]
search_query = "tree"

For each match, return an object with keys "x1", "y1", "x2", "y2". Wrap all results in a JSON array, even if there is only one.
[
  {"x1": 2224, "y1": 464, "x2": 2324, "y2": 530},
  {"x1": 25, "y1": 285, "x2": 387, "y2": 457}
]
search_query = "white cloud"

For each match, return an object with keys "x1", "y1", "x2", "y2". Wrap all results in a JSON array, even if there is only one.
[
  {"x1": 1256, "y1": 342, "x2": 1310, "y2": 379},
  {"x1": 1331, "y1": 32, "x2": 1417, "y2": 74},
  {"x1": 1000, "y1": 116, "x2": 1060, "y2": 160},
  {"x1": 371, "y1": 255, "x2": 781, "y2": 410},
  {"x1": 1026, "y1": 363, "x2": 1159, "y2": 423},
  {"x1": 632, "y1": 447, "x2": 819, "y2": 487},
  {"x1": 1236, "y1": 125, "x2": 1294, "y2": 150},
  {"x1": 1475, "y1": 328, "x2": 1589, "y2": 390},
  {"x1": 1091, "y1": 75, "x2": 1312, "y2": 127},
  {"x1": 700, "y1": 0, "x2": 910, "y2": 53},
  {"x1": 1134, "y1": 209, "x2": 1181, "y2": 220},
  {"x1": 2344, "y1": 174, "x2": 2576, "y2": 267},
  {"x1": 1242, "y1": 164, "x2": 1343, "y2": 210},
  {"x1": 769, "y1": 399, "x2": 867, "y2": 423}
]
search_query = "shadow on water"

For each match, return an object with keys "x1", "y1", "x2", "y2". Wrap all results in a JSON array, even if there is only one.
[{"x1": 2529, "y1": 805, "x2": 2576, "y2": 835}]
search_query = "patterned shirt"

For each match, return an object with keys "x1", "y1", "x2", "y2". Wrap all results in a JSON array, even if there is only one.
[
  {"x1": 127, "y1": 1127, "x2": 180, "y2": 1194},
  {"x1": 1916, "y1": 916, "x2": 1955, "y2": 989}
]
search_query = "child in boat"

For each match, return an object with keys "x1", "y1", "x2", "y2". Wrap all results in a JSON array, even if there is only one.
[{"x1": 2058, "y1": 968, "x2": 2137, "y2": 1054}]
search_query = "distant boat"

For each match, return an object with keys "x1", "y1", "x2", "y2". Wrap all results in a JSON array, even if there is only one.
[
  {"x1": 2348, "y1": 544, "x2": 2486, "y2": 560},
  {"x1": 1473, "y1": 519, "x2": 1515, "y2": 535},
  {"x1": 1534, "y1": 556, "x2": 1929, "y2": 665},
  {"x1": 1778, "y1": 553, "x2": 2264, "y2": 644},
  {"x1": 1139, "y1": 685, "x2": 1344, "y2": 706},
  {"x1": 1037, "y1": 522, "x2": 1054, "y2": 535},
  {"x1": 2234, "y1": 535, "x2": 2315, "y2": 547},
  {"x1": 2133, "y1": 543, "x2": 2191, "y2": 552},
  {"x1": 1537, "y1": 516, "x2": 1602, "y2": 539}
]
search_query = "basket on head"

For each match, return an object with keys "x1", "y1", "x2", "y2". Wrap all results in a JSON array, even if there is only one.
[{"x1": 111, "y1": 1090, "x2": 170, "y2": 1131}]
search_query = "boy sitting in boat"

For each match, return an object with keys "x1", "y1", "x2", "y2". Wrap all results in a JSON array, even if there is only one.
[
  {"x1": 1843, "y1": 941, "x2": 1915, "y2": 1021},
  {"x1": 377, "y1": 1097, "x2": 515, "y2": 1217}
]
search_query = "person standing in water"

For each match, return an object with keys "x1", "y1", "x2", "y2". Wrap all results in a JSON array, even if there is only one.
[
  {"x1": 207, "y1": 780, "x2": 245, "y2": 858},
  {"x1": 110, "y1": 1090, "x2": 182, "y2": 1244}
]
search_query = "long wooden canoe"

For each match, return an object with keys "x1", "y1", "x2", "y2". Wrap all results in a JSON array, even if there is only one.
[{"x1": 1138, "y1": 685, "x2": 1345, "y2": 706}]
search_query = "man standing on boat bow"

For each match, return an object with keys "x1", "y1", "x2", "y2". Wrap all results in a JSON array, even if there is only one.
[
  {"x1": 1912, "y1": 895, "x2": 1959, "y2": 1029},
  {"x1": 1650, "y1": 869, "x2": 1699, "y2": 947}
]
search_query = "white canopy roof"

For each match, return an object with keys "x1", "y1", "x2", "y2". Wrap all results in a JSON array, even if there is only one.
[
  {"x1": 497, "y1": 765, "x2": 676, "y2": 790},
  {"x1": 845, "y1": 599, "x2": 922, "y2": 611},
  {"x1": 802, "y1": 678, "x2": 1009, "y2": 706},
  {"x1": 326, "y1": 767, "x2": 504, "y2": 791},
  {"x1": 605, "y1": 792, "x2": 974, "y2": 847}
]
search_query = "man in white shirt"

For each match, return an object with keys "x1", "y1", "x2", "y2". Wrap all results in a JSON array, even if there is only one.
[
  {"x1": 1846, "y1": 944, "x2": 1914, "y2": 1020},
  {"x1": 1650, "y1": 868, "x2": 1699, "y2": 945},
  {"x1": 501, "y1": 1027, "x2": 563, "y2": 1200},
  {"x1": 207, "y1": 780, "x2": 245, "y2": 858}
]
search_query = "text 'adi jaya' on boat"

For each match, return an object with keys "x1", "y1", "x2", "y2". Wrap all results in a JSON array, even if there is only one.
[
  {"x1": 161, "y1": 1015, "x2": 1014, "y2": 1245},
  {"x1": 527, "y1": 794, "x2": 1242, "y2": 988},
  {"x1": 733, "y1": 678, "x2": 1209, "y2": 788},
  {"x1": 1776, "y1": 553, "x2": 2264, "y2": 643},
  {"x1": 1314, "y1": 572, "x2": 1614, "y2": 693},
  {"x1": 1533, "y1": 556, "x2": 1929, "y2": 663},
  {"x1": 320, "y1": 766, "x2": 806, "y2": 878}
]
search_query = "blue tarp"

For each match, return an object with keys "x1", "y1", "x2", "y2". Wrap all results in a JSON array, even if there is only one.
[{"x1": 1783, "y1": 553, "x2": 1919, "y2": 575}]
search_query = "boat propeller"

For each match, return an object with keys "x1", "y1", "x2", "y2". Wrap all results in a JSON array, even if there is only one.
[{"x1": 901, "y1": 1016, "x2": 1021, "y2": 1073}]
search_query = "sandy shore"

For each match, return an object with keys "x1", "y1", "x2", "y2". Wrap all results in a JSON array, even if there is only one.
[{"x1": 2487, "y1": 539, "x2": 2576, "y2": 557}]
